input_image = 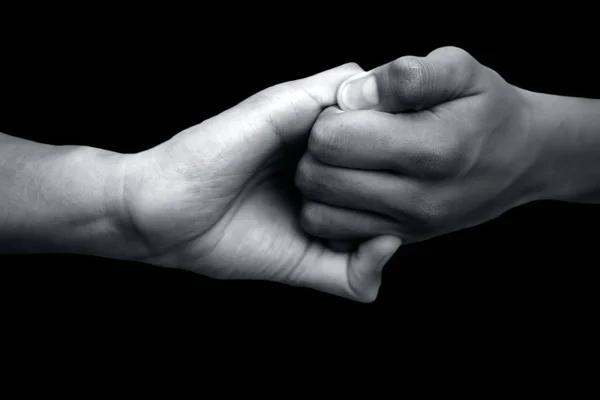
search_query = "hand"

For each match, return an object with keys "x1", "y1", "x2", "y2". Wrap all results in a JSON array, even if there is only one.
[
  {"x1": 121, "y1": 63, "x2": 402, "y2": 302},
  {"x1": 295, "y1": 46, "x2": 543, "y2": 244}
]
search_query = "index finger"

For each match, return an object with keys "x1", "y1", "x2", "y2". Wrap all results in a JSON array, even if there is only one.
[{"x1": 308, "y1": 107, "x2": 467, "y2": 179}]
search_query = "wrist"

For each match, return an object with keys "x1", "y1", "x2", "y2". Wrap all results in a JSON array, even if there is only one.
[
  {"x1": 0, "y1": 129, "x2": 155, "y2": 260},
  {"x1": 96, "y1": 148, "x2": 150, "y2": 260},
  {"x1": 96, "y1": 148, "x2": 159, "y2": 261},
  {"x1": 0, "y1": 140, "x2": 145, "y2": 259},
  {"x1": 51, "y1": 145, "x2": 147, "y2": 259},
  {"x1": 521, "y1": 89, "x2": 600, "y2": 203},
  {"x1": 513, "y1": 88, "x2": 555, "y2": 204}
]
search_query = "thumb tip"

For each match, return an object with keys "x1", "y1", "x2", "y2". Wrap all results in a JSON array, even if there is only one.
[
  {"x1": 337, "y1": 71, "x2": 381, "y2": 111},
  {"x1": 375, "y1": 235, "x2": 403, "y2": 269},
  {"x1": 355, "y1": 235, "x2": 402, "y2": 271},
  {"x1": 347, "y1": 235, "x2": 402, "y2": 303}
]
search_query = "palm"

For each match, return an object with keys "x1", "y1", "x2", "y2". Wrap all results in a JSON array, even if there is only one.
[
  {"x1": 132, "y1": 156, "x2": 364, "y2": 299},
  {"x1": 184, "y1": 162, "x2": 318, "y2": 283},
  {"x1": 128, "y1": 63, "x2": 401, "y2": 302}
]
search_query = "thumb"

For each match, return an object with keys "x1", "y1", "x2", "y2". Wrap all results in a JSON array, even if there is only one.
[
  {"x1": 346, "y1": 235, "x2": 402, "y2": 303},
  {"x1": 192, "y1": 62, "x2": 363, "y2": 172},
  {"x1": 300, "y1": 235, "x2": 402, "y2": 303},
  {"x1": 337, "y1": 46, "x2": 485, "y2": 113}
]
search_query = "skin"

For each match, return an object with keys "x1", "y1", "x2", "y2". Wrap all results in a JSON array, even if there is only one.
[
  {"x1": 0, "y1": 63, "x2": 401, "y2": 303},
  {"x1": 295, "y1": 46, "x2": 600, "y2": 245},
  {"x1": 2, "y1": 46, "x2": 599, "y2": 303}
]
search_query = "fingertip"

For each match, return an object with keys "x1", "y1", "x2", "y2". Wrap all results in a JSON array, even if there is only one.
[
  {"x1": 297, "y1": 63, "x2": 365, "y2": 109},
  {"x1": 338, "y1": 61, "x2": 364, "y2": 74},
  {"x1": 336, "y1": 71, "x2": 380, "y2": 112},
  {"x1": 312, "y1": 62, "x2": 364, "y2": 81},
  {"x1": 346, "y1": 235, "x2": 402, "y2": 302},
  {"x1": 374, "y1": 235, "x2": 403, "y2": 270}
]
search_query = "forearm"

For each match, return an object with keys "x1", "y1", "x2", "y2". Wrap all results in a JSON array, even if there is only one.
[
  {"x1": 0, "y1": 132, "x2": 141, "y2": 259},
  {"x1": 525, "y1": 91, "x2": 600, "y2": 203}
]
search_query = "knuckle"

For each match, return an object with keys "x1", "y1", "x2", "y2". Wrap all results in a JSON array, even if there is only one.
[
  {"x1": 432, "y1": 46, "x2": 475, "y2": 66},
  {"x1": 423, "y1": 133, "x2": 470, "y2": 178},
  {"x1": 389, "y1": 56, "x2": 432, "y2": 100},
  {"x1": 294, "y1": 156, "x2": 313, "y2": 192},
  {"x1": 299, "y1": 202, "x2": 324, "y2": 234},
  {"x1": 413, "y1": 196, "x2": 450, "y2": 232},
  {"x1": 308, "y1": 118, "x2": 328, "y2": 153},
  {"x1": 266, "y1": 81, "x2": 325, "y2": 111},
  {"x1": 295, "y1": 155, "x2": 323, "y2": 197},
  {"x1": 255, "y1": 83, "x2": 290, "y2": 106},
  {"x1": 308, "y1": 117, "x2": 343, "y2": 159},
  {"x1": 431, "y1": 46, "x2": 479, "y2": 88}
]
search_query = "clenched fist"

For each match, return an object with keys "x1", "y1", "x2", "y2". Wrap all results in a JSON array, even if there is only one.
[{"x1": 296, "y1": 46, "x2": 544, "y2": 243}]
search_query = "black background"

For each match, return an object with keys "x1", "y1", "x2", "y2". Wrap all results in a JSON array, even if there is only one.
[{"x1": 0, "y1": 8, "x2": 598, "y2": 358}]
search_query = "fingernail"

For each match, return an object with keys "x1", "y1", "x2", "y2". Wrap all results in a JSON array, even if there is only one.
[{"x1": 337, "y1": 72, "x2": 380, "y2": 111}]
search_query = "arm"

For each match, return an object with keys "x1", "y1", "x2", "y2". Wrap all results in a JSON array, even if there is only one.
[
  {"x1": 0, "y1": 132, "x2": 142, "y2": 258},
  {"x1": 0, "y1": 63, "x2": 398, "y2": 303},
  {"x1": 525, "y1": 92, "x2": 600, "y2": 204}
]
